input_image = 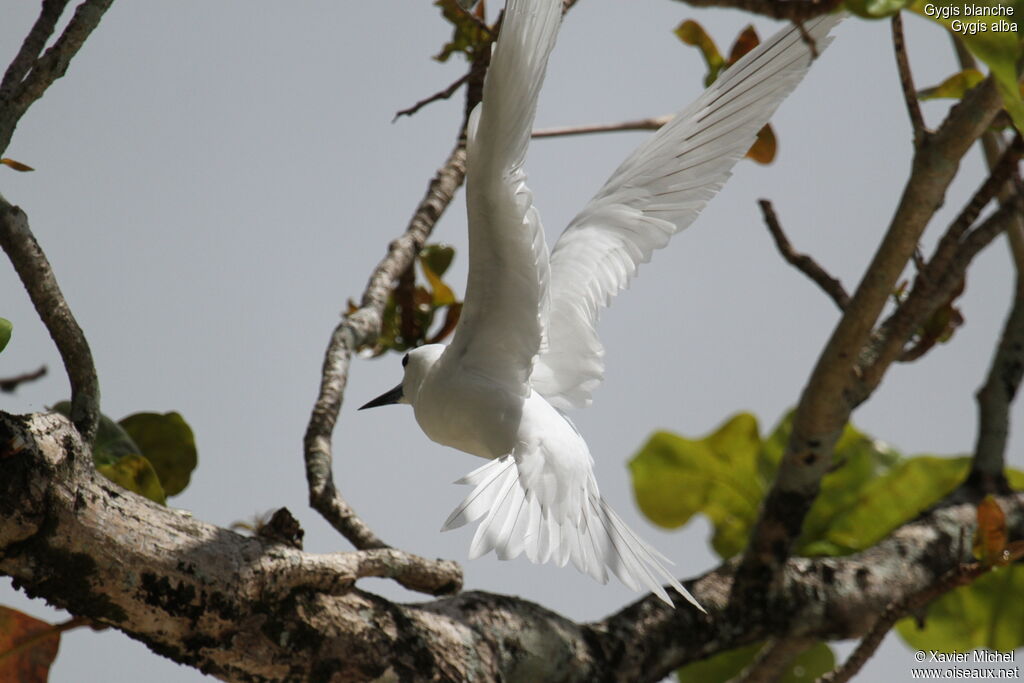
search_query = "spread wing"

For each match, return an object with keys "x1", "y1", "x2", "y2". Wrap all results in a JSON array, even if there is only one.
[
  {"x1": 531, "y1": 15, "x2": 842, "y2": 411},
  {"x1": 443, "y1": 0, "x2": 563, "y2": 396}
]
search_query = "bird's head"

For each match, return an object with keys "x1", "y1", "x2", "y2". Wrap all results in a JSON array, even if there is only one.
[{"x1": 359, "y1": 343, "x2": 445, "y2": 411}]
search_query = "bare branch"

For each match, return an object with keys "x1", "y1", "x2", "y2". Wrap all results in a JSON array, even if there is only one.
[
  {"x1": 0, "y1": 197, "x2": 99, "y2": 443},
  {"x1": 302, "y1": 139, "x2": 468, "y2": 563},
  {"x1": 0, "y1": 365, "x2": 47, "y2": 393},
  {"x1": 733, "y1": 76, "x2": 1003, "y2": 600},
  {"x1": 0, "y1": 0, "x2": 69, "y2": 100},
  {"x1": 817, "y1": 561, "x2": 990, "y2": 683},
  {"x1": 533, "y1": 115, "x2": 671, "y2": 139},
  {"x1": 759, "y1": 199, "x2": 849, "y2": 311},
  {"x1": 0, "y1": 0, "x2": 114, "y2": 157},
  {"x1": 393, "y1": 72, "x2": 472, "y2": 121},
  {"x1": 891, "y1": 13, "x2": 926, "y2": 147}
]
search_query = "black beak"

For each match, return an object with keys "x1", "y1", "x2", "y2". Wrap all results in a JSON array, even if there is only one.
[{"x1": 358, "y1": 383, "x2": 404, "y2": 410}]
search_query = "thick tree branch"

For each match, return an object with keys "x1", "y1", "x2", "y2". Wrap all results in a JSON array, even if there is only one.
[
  {"x1": 817, "y1": 560, "x2": 990, "y2": 683},
  {"x1": 759, "y1": 199, "x2": 849, "y2": 311},
  {"x1": 733, "y1": 76, "x2": 1003, "y2": 599},
  {"x1": 4, "y1": 410, "x2": 1020, "y2": 682},
  {"x1": 0, "y1": 197, "x2": 99, "y2": 443},
  {"x1": 0, "y1": 0, "x2": 113, "y2": 157}
]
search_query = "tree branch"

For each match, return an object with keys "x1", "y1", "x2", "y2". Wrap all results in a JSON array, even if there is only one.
[
  {"x1": 0, "y1": 365, "x2": 47, "y2": 393},
  {"x1": 301, "y1": 138, "x2": 468, "y2": 562},
  {"x1": 0, "y1": 197, "x2": 99, "y2": 443},
  {"x1": 393, "y1": 72, "x2": 472, "y2": 122},
  {"x1": 817, "y1": 560, "x2": 991, "y2": 683},
  {"x1": 732, "y1": 76, "x2": 1003, "y2": 600},
  {"x1": 759, "y1": 199, "x2": 849, "y2": 311},
  {"x1": 532, "y1": 115, "x2": 671, "y2": 139},
  {"x1": 891, "y1": 13, "x2": 926, "y2": 147},
  {"x1": 0, "y1": 0, "x2": 114, "y2": 157},
  {"x1": 3, "y1": 410, "x2": 1022, "y2": 682}
]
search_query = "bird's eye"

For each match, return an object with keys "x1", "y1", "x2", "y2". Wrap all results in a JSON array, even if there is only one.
[{"x1": 402, "y1": 354, "x2": 409, "y2": 368}]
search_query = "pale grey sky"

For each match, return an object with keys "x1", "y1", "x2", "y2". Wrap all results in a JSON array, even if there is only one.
[{"x1": 1, "y1": 1, "x2": 1018, "y2": 681}]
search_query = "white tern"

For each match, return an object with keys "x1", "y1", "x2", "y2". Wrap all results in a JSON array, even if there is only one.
[{"x1": 361, "y1": 0, "x2": 841, "y2": 608}]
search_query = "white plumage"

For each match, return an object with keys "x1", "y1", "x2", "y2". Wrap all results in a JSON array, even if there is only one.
[{"x1": 361, "y1": 0, "x2": 841, "y2": 608}]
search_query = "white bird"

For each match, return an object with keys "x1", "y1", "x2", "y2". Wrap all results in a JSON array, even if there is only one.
[{"x1": 361, "y1": 0, "x2": 840, "y2": 608}]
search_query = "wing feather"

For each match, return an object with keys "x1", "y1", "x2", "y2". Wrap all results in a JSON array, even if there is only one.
[
  {"x1": 531, "y1": 15, "x2": 842, "y2": 410},
  {"x1": 444, "y1": 0, "x2": 563, "y2": 396}
]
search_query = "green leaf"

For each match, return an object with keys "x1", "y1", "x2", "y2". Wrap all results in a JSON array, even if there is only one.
[
  {"x1": 677, "y1": 641, "x2": 835, "y2": 683},
  {"x1": 96, "y1": 453, "x2": 166, "y2": 505},
  {"x1": 434, "y1": 0, "x2": 492, "y2": 63},
  {"x1": 909, "y1": 0, "x2": 1024, "y2": 135},
  {"x1": 420, "y1": 256, "x2": 456, "y2": 306},
  {"x1": 0, "y1": 318, "x2": 11, "y2": 353},
  {"x1": 629, "y1": 414, "x2": 765, "y2": 559},
  {"x1": 420, "y1": 244, "x2": 455, "y2": 277},
  {"x1": 918, "y1": 68, "x2": 986, "y2": 100},
  {"x1": 118, "y1": 412, "x2": 198, "y2": 497},
  {"x1": 675, "y1": 19, "x2": 725, "y2": 86},
  {"x1": 896, "y1": 564, "x2": 1024, "y2": 652}
]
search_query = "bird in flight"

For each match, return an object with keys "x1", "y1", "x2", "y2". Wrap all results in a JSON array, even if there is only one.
[{"x1": 362, "y1": 0, "x2": 840, "y2": 608}]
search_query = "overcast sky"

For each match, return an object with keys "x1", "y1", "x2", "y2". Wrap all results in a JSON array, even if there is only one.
[{"x1": 1, "y1": 1, "x2": 1019, "y2": 681}]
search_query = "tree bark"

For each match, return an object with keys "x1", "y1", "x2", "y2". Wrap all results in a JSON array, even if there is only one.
[{"x1": 2, "y1": 411, "x2": 1020, "y2": 682}]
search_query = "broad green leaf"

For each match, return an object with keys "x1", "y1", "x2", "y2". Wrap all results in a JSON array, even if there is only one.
[
  {"x1": 804, "y1": 456, "x2": 978, "y2": 556},
  {"x1": 0, "y1": 606, "x2": 59, "y2": 683},
  {"x1": 119, "y1": 412, "x2": 197, "y2": 497},
  {"x1": 677, "y1": 641, "x2": 835, "y2": 683},
  {"x1": 0, "y1": 318, "x2": 10, "y2": 353},
  {"x1": 96, "y1": 453, "x2": 166, "y2": 504},
  {"x1": 910, "y1": 0, "x2": 1024, "y2": 135},
  {"x1": 918, "y1": 68, "x2": 986, "y2": 100},
  {"x1": 896, "y1": 564, "x2": 1024, "y2": 652},
  {"x1": 675, "y1": 20, "x2": 725, "y2": 86},
  {"x1": 845, "y1": 0, "x2": 909, "y2": 18},
  {"x1": 630, "y1": 414, "x2": 765, "y2": 559}
]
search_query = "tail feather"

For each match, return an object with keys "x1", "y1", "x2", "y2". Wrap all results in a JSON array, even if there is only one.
[{"x1": 444, "y1": 454, "x2": 703, "y2": 609}]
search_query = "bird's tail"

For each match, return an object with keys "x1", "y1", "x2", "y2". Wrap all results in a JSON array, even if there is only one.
[{"x1": 442, "y1": 455, "x2": 704, "y2": 610}]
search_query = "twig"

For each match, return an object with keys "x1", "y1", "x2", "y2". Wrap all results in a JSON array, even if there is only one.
[
  {"x1": 533, "y1": 115, "x2": 672, "y2": 139},
  {"x1": 0, "y1": 0, "x2": 114, "y2": 157},
  {"x1": 817, "y1": 561, "x2": 989, "y2": 683},
  {"x1": 0, "y1": 197, "x2": 99, "y2": 443},
  {"x1": 891, "y1": 13, "x2": 926, "y2": 147},
  {"x1": 302, "y1": 139, "x2": 467, "y2": 557},
  {"x1": 759, "y1": 199, "x2": 849, "y2": 311},
  {"x1": 0, "y1": 365, "x2": 47, "y2": 393},
  {"x1": 393, "y1": 72, "x2": 472, "y2": 121}
]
